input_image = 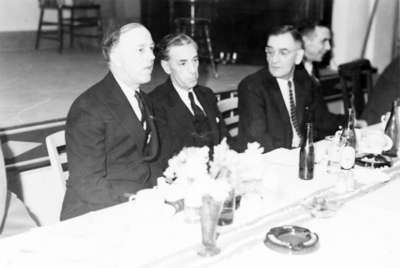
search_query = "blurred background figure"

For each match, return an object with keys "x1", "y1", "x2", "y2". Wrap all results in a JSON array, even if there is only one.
[
  {"x1": 298, "y1": 20, "x2": 332, "y2": 83},
  {"x1": 360, "y1": 56, "x2": 400, "y2": 125}
]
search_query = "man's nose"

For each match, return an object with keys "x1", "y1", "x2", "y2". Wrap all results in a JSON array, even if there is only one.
[
  {"x1": 188, "y1": 62, "x2": 197, "y2": 73},
  {"x1": 325, "y1": 42, "x2": 331, "y2": 51},
  {"x1": 148, "y1": 49, "x2": 155, "y2": 61}
]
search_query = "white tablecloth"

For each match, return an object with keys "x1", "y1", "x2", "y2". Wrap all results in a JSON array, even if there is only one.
[{"x1": 0, "y1": 148, "x2": 399, "y2": 268}]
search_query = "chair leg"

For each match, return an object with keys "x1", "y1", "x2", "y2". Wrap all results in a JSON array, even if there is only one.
[
  {"x1": 204, "y1": 24, "x2": 218, "y2": 78},
  {"x1": 96, "y1": 8, "x2": 103, "y2": 45},
  {"x1": 35, "y1": 8, "x2": 44, "y2": 50},
  {"x1": 69, "y1": 8, "x2": 74, "y2": 48},
  {"x1": 57, "y1": 8, "x2": 64, "y2": 53}
]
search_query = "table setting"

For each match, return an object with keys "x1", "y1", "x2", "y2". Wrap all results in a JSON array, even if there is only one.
[{"x1": 0, "y1": 122, "x2": 399, "y2": 267}]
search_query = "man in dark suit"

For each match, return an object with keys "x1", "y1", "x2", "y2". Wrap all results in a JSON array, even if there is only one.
[
  {"x1": 238, "y1": 25, "x2": 343, "y2": 153},
  {"x1": 61, "y1": 23, "x2": 161, "y2": 220},
  {"x1": 150, "y1": 33, "x2": 227, "y2": 170}
]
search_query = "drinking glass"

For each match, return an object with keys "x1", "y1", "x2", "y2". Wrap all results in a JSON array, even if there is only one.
[
  {"x1": 325, "y1": 135, "x2": 341, "y2": 174},
  {"x1": 218, "y1": 187, "x2": 235, "y2": 226},
  {"x1": 198, "y1": 194, "x2": 223, "y2": 257}
]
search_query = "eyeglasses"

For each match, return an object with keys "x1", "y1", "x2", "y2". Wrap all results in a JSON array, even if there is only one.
[{"x1": 265, "y1": 48, "x2": 299, "y2": 58}]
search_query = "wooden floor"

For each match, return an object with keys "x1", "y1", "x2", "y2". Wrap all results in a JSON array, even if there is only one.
[{"x1": 0, "y1": 48, "x2": 260, "y2": 129}]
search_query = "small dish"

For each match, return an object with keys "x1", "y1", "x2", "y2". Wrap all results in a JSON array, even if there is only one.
[
  {"x1": 264, "y1": 225, "x2": 319, "y2": 254},
  {"x1": 355, "y1": 154, "x2": 392, "y2": 168}
]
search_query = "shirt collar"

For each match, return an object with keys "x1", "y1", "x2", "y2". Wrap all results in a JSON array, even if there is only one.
[{"x1": 112, "y1": 71, "x2": 140, "y2": 95}]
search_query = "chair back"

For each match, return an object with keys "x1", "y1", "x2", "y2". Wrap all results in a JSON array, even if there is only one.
[
  {"x1": 338, "y1": 59, "x2": 376, "y2": 118},
  {"x1": 217, "y1": 94, "x2": 239, "y2": 137},
  {"x1": 45, "y1": 130, "x2": 68, "y2": 193},
  {"x1": 0, "y1": 146, "x2": 7, "y2": 227}
]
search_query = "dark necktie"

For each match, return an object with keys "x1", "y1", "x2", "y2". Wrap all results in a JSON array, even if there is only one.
[
  {"x1": 134, "y1": 91, "x2": 158, "y2": 161},
  {"x1": 288, "y1": 81, "x2": 302, "y2": 139},
  {"x1": 135, "y1": 91, "x2": 147, "y2": 129},
  {"x1": 188, "y1": 91, "x2": 205, "y2": 118}
]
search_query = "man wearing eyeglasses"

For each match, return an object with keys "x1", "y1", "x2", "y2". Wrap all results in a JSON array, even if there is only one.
[{"x1": 237, "y1": 25, "x2": 343, "y2": 153}]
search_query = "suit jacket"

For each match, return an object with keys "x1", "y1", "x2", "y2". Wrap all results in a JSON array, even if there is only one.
[
  {"x1": 149, "y1": 79, "x2": 228, "y2": 170},
  {"x1": 61, "y1": 72, "x2": 161, "y2": 220},
  {"x1": 238, "y1": 67, "x2": 344, "y2": 153},
  {"x1": 361, "y1": 56, "x2": 400, "y2": 125}
]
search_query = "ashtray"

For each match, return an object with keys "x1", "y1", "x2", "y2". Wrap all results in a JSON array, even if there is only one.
[
  {"x1": 264, "y1": 225, "x2": 319, "y2": 254},
  {"x1": 355, "y1": 154, "x2": 392, "y2": 168}
]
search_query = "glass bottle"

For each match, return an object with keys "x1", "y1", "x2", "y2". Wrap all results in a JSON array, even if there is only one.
[
  {"x1": 384, "y1": 99, "x2": 400, "y2": 157},
  {"x1": 299, "y1": 122, "x2": 314, "y2": 180},
  {"x1": 339, "y1": 107, "x2": 357, "y2": 170}
]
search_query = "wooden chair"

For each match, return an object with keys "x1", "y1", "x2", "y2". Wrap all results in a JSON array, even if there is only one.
[
  {"x1": 45, "y1": 130, "x2": 68, "y2": 194},
  {"x1": 35, "y1": 0, "x2": 103, "y2": 53},
  {"x1": 338, "y1": 59, "x2": 376, "y2": 118},
  {"x1": 169, "y1": 0, "x2": 218, "y2": 78},
  {"x1": 217, "y1": 92, "x2": 239, "y2": 137},
  {"x1": 0, "y1": 146, "x2": 7, "y2": 227}
]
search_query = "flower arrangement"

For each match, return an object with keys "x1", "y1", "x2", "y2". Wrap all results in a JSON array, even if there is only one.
[{"x1": 162, "y1": 139, "x2": 266, "y2": 198}]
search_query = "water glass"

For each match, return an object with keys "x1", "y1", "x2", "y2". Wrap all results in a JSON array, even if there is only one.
[
  {"x1": 325, "y1": 135, "x2": 341, "y2": 174},
  {"x1": 198, "y1": 194, "x2": 223, "y2": 257},
  {"x1": 218, "y1": 187, "x2": 235, "y2": 226}
]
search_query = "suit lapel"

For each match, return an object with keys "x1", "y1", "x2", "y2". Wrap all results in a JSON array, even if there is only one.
[
  {"x1": 264, "y1": 73, "x2": 291, "y2": 127},
  {"x1": 100, "y1": 72, "x2": 145, "y2": 143},
  {"x1": 165, "y1": 80, "x2": 197, "y2": 132}
]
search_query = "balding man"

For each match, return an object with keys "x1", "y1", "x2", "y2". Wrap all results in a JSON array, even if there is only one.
[{"x1": 61, "y1": 23, "x2": 161, "y2": 220}]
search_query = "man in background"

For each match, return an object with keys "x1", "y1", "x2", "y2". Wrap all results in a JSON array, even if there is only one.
[
  {"x1": 238, "y1": 25, "x2": 343, "y2": 153},
  {"x1": 298, "y1": 20, "x2": 332, "y2": 83},
  {"x1": 150, "y1": 33, "x2": 227, "y2": 170},
  {"x1": 61, "y1": 23, "x2": 161, "y2": 220}
]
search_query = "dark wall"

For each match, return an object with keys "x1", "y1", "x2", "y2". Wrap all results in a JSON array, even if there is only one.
[{"x1": 141, "y1": 0, "x2": 333, "y2": 64}]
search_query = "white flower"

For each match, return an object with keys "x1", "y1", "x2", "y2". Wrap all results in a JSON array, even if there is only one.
[
  {"x1": 161, "y1": 139, "x2": 267, "y2": 198},
  {"x1": 164, "y1": 146, "x2": 209, "y2": 184}
]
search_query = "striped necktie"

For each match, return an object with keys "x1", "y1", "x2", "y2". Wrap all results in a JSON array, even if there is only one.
[
  {"x1": 288, "y1": 80, "x2": 302, "y2": 138},
  {"x1": 188, "y1": 92, "x2": 205, "y2": 118}
]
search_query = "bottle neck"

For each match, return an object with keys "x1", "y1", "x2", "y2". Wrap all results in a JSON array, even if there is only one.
[
  {"x1": 346, "y1": 108, "x2": 355, "y2": 129},
  {"x1": 303, "y1": 123, "x2": 313, "y2": 146}
]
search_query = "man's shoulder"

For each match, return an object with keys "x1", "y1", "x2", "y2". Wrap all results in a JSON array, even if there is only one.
[
  {"x1": 149, "y1": 80, "x2": 171, "y2": 100},
  {"x1": 241, "y1": 67, "x2": 268, "y2": 82},
  {"x1": 239, "y1": 67, "x2": 271, "y2": 91},
  {"x1": 69, "y1": 73, "x2": 114, "y2": 113},
  {"x1": 195, "y1": 84, "x2": 215, "y2": 96}
]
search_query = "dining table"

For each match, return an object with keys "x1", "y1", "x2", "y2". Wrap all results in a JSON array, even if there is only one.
[{"x1": 0, "y1": 128, "x2": 399, "y2": 268}]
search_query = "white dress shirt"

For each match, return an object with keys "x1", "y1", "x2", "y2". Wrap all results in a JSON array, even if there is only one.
[
  {"x1": 172, "y1": 81, "x2": 205, "y2": 115},
  {"x1": 303, "y1": 61, "x2": 314, "y2": 77},
  {"x1": 276, "y1": 78, "x2": 301, "y2": 147}
]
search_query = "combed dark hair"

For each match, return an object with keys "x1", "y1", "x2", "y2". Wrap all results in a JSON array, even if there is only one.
[
  {"x1": 102, "y1": 22, "x2": 144, "y2": 62},
  {"x1": 156, "y1": 33, "x2": 198, "y2": 61},
  {"x1": 297, "y1": 20, "x2": 329, "y2": 37},
  {"x1": 267, "y1": 25, "x2": 304, "y2": 48}
]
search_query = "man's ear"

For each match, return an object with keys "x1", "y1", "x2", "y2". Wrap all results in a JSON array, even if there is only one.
[
  {"x1": 295, "y1": 49, "x2": 305, "y2": 65},
  {"x1": 161, "y1": 60, "x2": 171, "y2": 75}
]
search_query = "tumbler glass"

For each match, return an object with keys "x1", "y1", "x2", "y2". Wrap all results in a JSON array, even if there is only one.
[{"x1": 198, "y1": 194, "x2": 223, "y2": 257}]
